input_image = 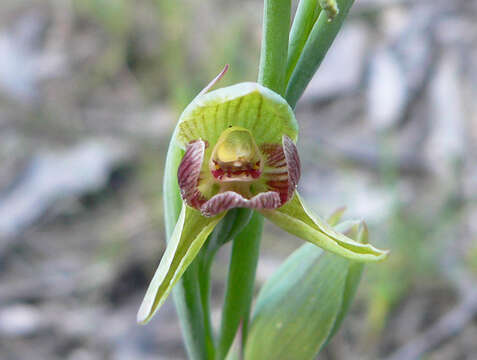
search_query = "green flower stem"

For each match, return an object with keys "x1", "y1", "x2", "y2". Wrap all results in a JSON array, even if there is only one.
[
  {"x1": 258, "y1": 0, "x2": 292, "y2": 96},
  {"x1": 216, "y1": 2, "x2": 292, "y2": 357},
  {"x1": 172, "y1": 263, "x2": 211, "y2": 360},
  {"x1": 197, "y1": 259, "x2": 215, "y2": 359},
  {"x1": 215, "y1": 2, "x2": 293, "y2": 357},
  {"x1": 286, "y1": 0, "x2": 320, "y2": 83},
  {"x1": 285, "y1": 0, "x2": 355, "y2": 108},
  {"x1": 163, "y1": 135, "x2": 210, "y2": 360},
  {"x1": 196, "y1": 209, "x2": 254, "y2": 360},
  {"x1": 217, "y1": 212, "x2": 264, "y2": 360}
]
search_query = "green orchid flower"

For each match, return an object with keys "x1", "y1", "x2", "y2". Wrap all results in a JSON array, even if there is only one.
[{"x1": 137, "y1": 68, "x2": 389, "y2": 324}]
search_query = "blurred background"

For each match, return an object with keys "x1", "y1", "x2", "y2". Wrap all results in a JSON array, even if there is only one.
[{"x1": 0, "y1": 0, "x2": 476, "y2": 359}]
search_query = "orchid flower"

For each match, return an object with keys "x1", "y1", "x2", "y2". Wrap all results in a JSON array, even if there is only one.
[{"x1": 137, "y1": 68, "x2": 388, "y2": 324}]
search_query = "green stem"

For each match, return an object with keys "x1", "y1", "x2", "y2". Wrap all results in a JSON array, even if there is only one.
[
  {"x1": 172, "y1": 264, "x2": 210, "y2": 360},
  {"x1": 198, "y1": 209, "x2": 254, "y2": 360},
  {"x1": 285, "y1": 0, "x2": 355, "y2": 108},
  {"x1": 258, "y1": 0, "x2": 292, "y2": 95},
  {"x1": 197, "y1": 213, "x2": 241, "y2": 360},
  {"x1": 217, "y1": 212, "x2": 264, "y2": 359},
  {"x1": 286, "y1": 0, "x2": 320, "y2": 83},
  {"x1": 197, "y1": 258, "x2": 216, "y2": 359},
  {"x1": 216, "y1": 2, "x2": 293, "y2": 356},
  {"x1": 163, "y1": 134, "x2": 210, "y2": 360}
]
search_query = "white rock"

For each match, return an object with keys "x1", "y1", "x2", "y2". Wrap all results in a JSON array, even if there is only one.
[
  {"x1": 0, "y1": 12, "x2": 65, "y2": 102},
  {"x1": 0, "y1": 139, "x2": 133, "y2": 241},
  {"x1": 425, "y1": 52, "x2": 465, "y2": 178},
  {"x1": 301, "y1": 22, "x2": 370, "y2": 102},
  {"x1": 0, "y1": 304, "x2": 44, "y2": 337},
  {"x1": 367, "y1": 49, "x2": 407, "y2": 130}
]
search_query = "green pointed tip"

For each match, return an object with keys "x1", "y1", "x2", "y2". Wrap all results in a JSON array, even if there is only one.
[
  {"x1": 358, "y1": 221, "x2": 369, "y2": 244},
  {"x1": 262, "y1": 192, "x2": 389, "y2": 263},
  {"x1": 137, "y1": 205, "x2": 225, "y2": 325},
  {"x1": 327, "y1": 206, "x2": 347, "y2": 226},
  {"x1": 137, "y1": 302, "x2": 153, "y2": 325}
]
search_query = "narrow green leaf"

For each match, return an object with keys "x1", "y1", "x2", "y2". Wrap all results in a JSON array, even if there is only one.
[
  {"x1": 285, "y1": 0, "x2": 355, "y2": 108},
  {"x1": 172, "y1": 261, "x2": 209, "y2": 360},
  {"x1": 258, "y1": 0, "x2": 292, "y2": 95},
  {"x1": 245, "y1": 221, "x2": 367, "y2": 360},
  {"x1": 137, "y1": 205, "x2": 224, "y2": 324},
  {"x1": 261, "y1": 192, "x2": 389, "y2": 262},
  {"x1": 197, "y1": 208, "x2": 253, "y2": 360},
  {"x1": 218, "y1": 212, "x2": 264, "y2": 360},
  {"x1": 286, "y1": 0, "x2": 320, "y2": 83},
  {"x1": 324, "y1": 221, "x2": 366, "y2": 343},
  {"x1": 245, "y1": 243, "x2": 346, "y2": 360}
]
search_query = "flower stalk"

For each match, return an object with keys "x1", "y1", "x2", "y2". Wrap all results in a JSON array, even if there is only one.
[{"x1": 286, "y1": 0, "x2": 356, "y2": 108}]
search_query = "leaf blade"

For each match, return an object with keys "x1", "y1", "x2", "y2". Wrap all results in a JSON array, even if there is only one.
[
  {"x1": 245, "y1": 243, "x2": 347, "y2": 360},
  {"x1": 245, "y1": 221, "x2": 368, "y2": 360}
]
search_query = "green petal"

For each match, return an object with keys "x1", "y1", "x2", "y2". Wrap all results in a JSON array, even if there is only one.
[
  {"x1": 137, "y1": 205, "x2": 225, "y2": 324},
  {"x1": 175, "y1": 82, "x2": 299, "y2": 149},
  {"x1": 261, "y1": 192, "x2": 389, "y2": 262}
]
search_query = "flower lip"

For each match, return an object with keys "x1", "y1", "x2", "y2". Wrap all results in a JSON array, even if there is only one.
[
  {"x1": 210, "y1": 127, "x2": 262, "y2": 182},
  {"x1": 175, "y1": 82, "x2": 302, "y2": 217},
  {"x1": 201, "y1": 191, "x2": 281, "y2": 217},
  {"x1": 177, "y1": 134, "x2": 301, "y2": 216}
]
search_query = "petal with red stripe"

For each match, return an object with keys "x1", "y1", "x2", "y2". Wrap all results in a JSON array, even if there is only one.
[
  {"x1": 260, "y1": 135, "x2": 301, "y2": 205},
  {"x1": 177, "y1": 139, "x2": 207, "y2": 209},
  {"x1": 201, "y1": 191, "x2": 280, "y2": 217}
]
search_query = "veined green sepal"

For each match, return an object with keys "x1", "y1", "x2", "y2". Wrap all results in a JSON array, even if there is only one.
[
  {"x1": 261, "y1": 192, "x2": 388, "y2": 262},
  {"x1": 137, "y1": 205, "x2": 224, "y2": 324},
  {"x1": 175, "y1": 82, "x2": 299, "y2": 149}
]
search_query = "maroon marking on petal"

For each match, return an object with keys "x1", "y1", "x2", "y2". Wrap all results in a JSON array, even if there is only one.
[
  {"x1": 178, "y1": 140, "x2": 207, "y2": 209},
  {"x1": 282, "y1": 135, "x2": 301, "y2": 198},
  {"x1": 211, "y1": 159, "x2": 262, "y2": 182},
  {"x1": 266, "y1": 181, "x2": 289, "y2": 189},
  {"x1": 261, "y1": 144, "x2": 286, "y2": 167},
  {"x1": 200, "y1": 191, "x2": 280, "y2": 217},
  {"x1": 260, "y1": 136, "x2": 301, "y2": 205}
]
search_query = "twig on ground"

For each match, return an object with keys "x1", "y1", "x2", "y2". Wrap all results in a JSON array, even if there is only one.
[{"x1": 385, "y1": 279, "x2": 477, "y2": 360}]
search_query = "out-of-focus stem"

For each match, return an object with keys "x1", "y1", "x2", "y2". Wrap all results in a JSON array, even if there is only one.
[
  {"x1": 216, "y1": 2, "x2": 293, "y2": 357},
  {"x1": 258, "y1": 0, "x2": 292, "y2": 96},
  {"x1": 285, "y1": 0, "x2": 355, "y2": 108},
  {"x1": 163, "y1": 133, "x2": 210, "y2": 360},
  {"x1": 217, "y1": 212, "x2": 264, "y2": 359},
  {"x1": 286, "y1": 0, "x2": 320, "y2": 83}
]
